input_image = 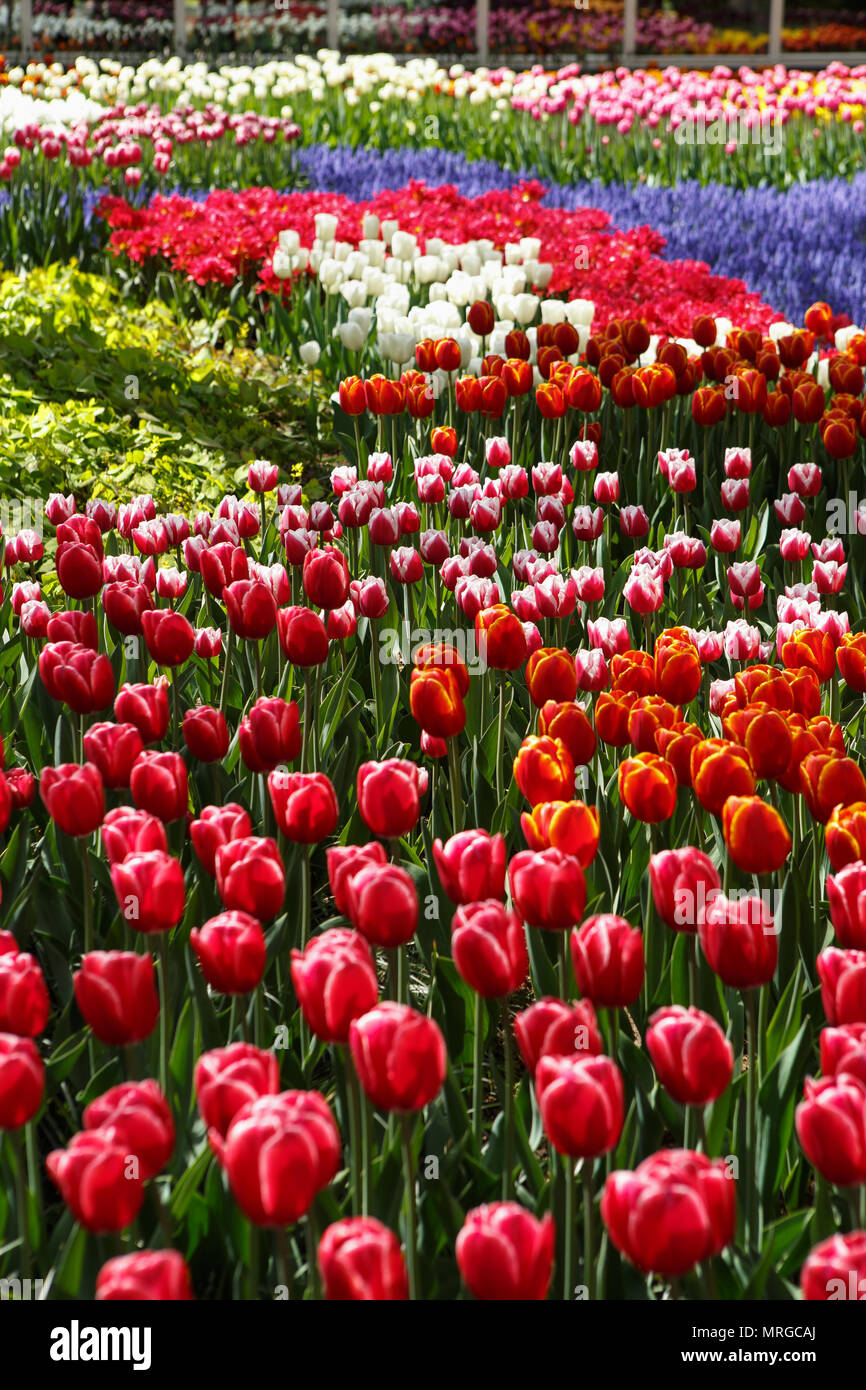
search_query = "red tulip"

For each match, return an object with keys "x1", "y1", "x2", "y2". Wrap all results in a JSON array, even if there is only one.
[
  {"x1": 188, "y1": 803, "x2": 251, "y2": 877},
  {"x1": 209, "y1": 1090, "x2": 340, "y2": 1226},
  {"x1": 238, "y1": 696, "x2": 301, "y2": 772},
  {"x1": 514, "y1": 997, "x2": 603, "y2": 1073},
  {"x1": 827, "y1": 862, "x2": 866, "y2": 950},
  {"x1": 83, "y1": 1079, "x2": 174, "y2": 1180},
  {"x1": 602, "y1": 1149, "x2": 736, "y2": 1276},
  {"x1": 83, "y1": 721, "x2": 144, "y2": 789},
  {"x1": 796, "y1": 1074, "x2": 866, "y2": 1186},
  {"x1": 817, "y1": 948, "x2": 866, "y2": 1025},
  {"x1": 570, "y1": 914, "x2": 645, "y2": 1006},
  {"x1": 190, "y1": 911, "x2": 267, "y2": 994},
  {"x1": 114, "y1": 679, "x2": 170, "y2": 744},
  {"x1": 194, "y1": 1042, "x2": 281, "y2": 1138},
  {"x1": 199, "y1": 541, "x2": 249, "y2": 597},
  {"x1": 508, "y1": 848, "x2": 585, "y2": 931},
  {"x1": 291, "y1": 929, "x2": 379, "y2": 1044},
  {"x1": 73, "y1": 950, "x2": 159, "y2": 1045},
  {"x1": 277, "y1": 606, "x2": 329, "y2": 666},
  {"x1": 56, "y1": 540, "x2": 103, "y2": 599},
  {"x1": 0, "y1": 1032, "x2": 44, "y2": 1129},
  {"x1": 130, "y1": 750, "x2": 188, "y2": 822},
  {"x1": 318, "y1": 1216, "x2": 408, "y2": 1301},
  {"x1": 356, "y1": 759, "x2": 425, "y2": 839},
  {"x1": 39, "y1": 641, "x2": 114, "y2": 715},
  {"x1": 451, "y1": 900, "x2": 528, "y2": 998},
  {"x1": 0, "y1": 951, "x2": 50, "y2": 1036},
  {"x1": 141, "y1": 608, "x2": 195, "y2": 666},
  {"x1": 215, "y1": 836, "x2": 285, "y2": 919},
  {"x1": 102, "y1": 580, "x2": 154, "y2": 636},
  {"x1": 224, "y1": 579, "x2": 278, "y2": 640},
  {"x1": 346, "y1": 862, "x2": 418, "y2": 949},
  {"x1": 646, "y1": 1006, "x2": 734, "y2": 1106},
  {"x1": 699, "y1": 892, "x2": 778, "y2": 989},
  {"x1": 820, "y1": 1022, "x2": 866, "y2": 1086},
  {"x1": 800, "y1": 1232, "x2": 866, "y2": 1301},
  {"x1": 456, "y1": 1203, "x2": 554, "y2": 1301},
  {"x1": 268, "y1": 771, "x2": 338, "y2": 843},
  {"x1": 536, "y1": 1053, "x2": 624, "y2": 1157},
  {"x1": 41, "y1": 763, "x2": 104, "y2": 837},
  {"x1": 183, "y1": 706, "x2": 229, "y2": 762},
  {"x1": 649, "y1": 848, "x2": 722, "y2": 933},
  {"x1": 47, "y1": 1129, "x2": 146, "y2": 1232},
  {"x1": 349, "y1": 1002, "x2": 446, "y2": 1111},
  {"x1": 96, "y1": 1250, "x2": 194, "y2": 1301},
  {"x1": 303, "y1": 547, "x2": 350, "y2": 610},
  {"x1": 432, "y1": 829, "x2": 506, "y2": 904},
  {"x1": 326, "y1": 842, "x2": 388, "y2": 917}
]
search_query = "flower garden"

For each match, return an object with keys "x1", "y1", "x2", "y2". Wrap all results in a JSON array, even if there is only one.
[{"x1": 0, "y1": 36, "x2": 866, "y2": 1314}]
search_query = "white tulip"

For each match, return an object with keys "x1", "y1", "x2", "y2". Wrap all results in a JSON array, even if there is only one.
[
  {"x1": 513, "y1": 294, "x2": 539, "y2": 326},
  {"x1": 341, "y1": 280, "x2": 368, "y2": 309},
  {"x1": 540, "y1": 299, "x2": 567, "y2": 325},
  {"x1": 272, "y1": 250, "x2": 293, "y2": 279},
  {"x1": 277, "y1": 229, "x2": 300, "y2": 255},
  {"x1": 348, "y1": 307, "x2": 373, "y2": 336},
  {"x1": 534, "y1": 263, "x2": 554, "y2": 289},
  {"x1": 565, "y1": 298, "x2": 595, "y2": 327},
  {"x1": 362, "y1": 267, "x2": 386, "y2": 296},
  {"x1": 362, "y1": 213, "x2": 380, "y2": 239},
  {"x1": 299, "y1": 341, "x2": 321, "y2": 366},
  {"x1": 314, "y1": 212, "x2": 338, "y2": 243},
  {"x1": 381, "y1": 219, "x2": 399, "y2": 246},
  {"x1": 519, "y1": 237, "x2": 542, "y2": 261},
  {"x1": 337, "y1": 321, "x2": 365, "y2": 352},
  {"x1": 391, "y1": 230, "x2": 418, "y2": 261}
]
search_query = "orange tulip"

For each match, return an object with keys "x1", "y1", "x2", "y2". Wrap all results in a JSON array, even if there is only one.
[
  {"x1": 691, "y1": 739, "x2": 755, "y2": 816},
  {"x1": 514, "y1": 736, "x2": 575, "y2": 807},
  {"x1": 610, "y1": 649, "x2": 656, "y2": 697},
  {"x1": 538, "y1": 701, "x2": 597, "y2": 766},
  {"x1": 837, "y1": 633, "x2": 866, "y2": 693},
  {"x1": 595, "y1": 689, "x2": 638, "y2": 748},
  {"x1": 826, "y1": 802, "x2": 866, "y2": 871},
  {"x1": 722, "y1": 703, "x2": 793, "y2": 781},
  {"x1": 722, "y1": 795, "x2": 791, "y2": 875},
  {"x1": 800, "y1": 751, "x2": 866, "y2": 824},
  {"x1": 521, "y1": 800, "x2": 600, "y2": 868},
  {"x1": 655, "y1": 720, "x2": 703, "y2": 788},
  {"x1": 526, "y1": 648, "x2": 578, "y2": 708},
  {"x1": 618, "y1": 752, "x2": 677, "y2": 823},
  {"x1": 409, "y1": 666, "x2": 466, "y2": 740},
  {"x1": 781, "y1": 627, "x2": 836, "y2": 685},
  {"x1": 627, "y1": 695, "x2": 681, "y2": 755}
]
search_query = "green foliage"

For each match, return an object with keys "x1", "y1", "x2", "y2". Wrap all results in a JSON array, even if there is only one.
[{"x1": 0, "y1": 264, "x2": 335, "y2": 511}]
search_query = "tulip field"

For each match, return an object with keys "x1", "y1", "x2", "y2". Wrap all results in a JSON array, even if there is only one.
[{"x1": 1, "y1": 48, "x2": 866, "y2": 1318}]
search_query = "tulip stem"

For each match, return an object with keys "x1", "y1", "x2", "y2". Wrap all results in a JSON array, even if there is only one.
[
  {"x1": 582, "y1": 1160, "x2": 596, "y2": 1303},
  {"x1": 447, "y1": 737, "x2": 463, "y2": 834},
  {"x1": 81, "y1": 839, "x2": 94, "y2": 956},
  {"x1": 299, "y1": 846, "x2": 311, "y2": 1065},
  {"x1": 276, "y1": 1228, "x2": 293, "y2": 1298},
  {"x1": 301, "y1": 674, "x2": 311, "y2": 773},
  {"x1": 246, "y1": 1221, "x2": 259, "y2": 1300},
  {"x1": 158, "y1": 934, "x2": 170, "y2": 1099},
  {"x1": 219, "y1": 627, "x2": 233, "y2": 715},
  {"x1": 400, "y1": 1114, "x2": 419, "y2": 1299},
  {"x1": 472, "y1": 992, "x2": 485, "y2": 1149},
  {"x1": 10, "y1": 1130, "x2": 31, "y2": 1279},
  {"x1": 563, "y1": 1154, "x2": 575, "y2": 1302},
  {"x1": 171, "y1": 669, "x2": 180, "y2": 748},
  {"x1": 558, "y1": 932, "x2": 570, "y2": 1000},
  {"x1": 344, "y1": 1046, "x2": 363, "y2": 1217},
  {"x1": 744, "y1": 987, "x2": 759, "y2": 1250},
  {"x1": 500, "y1": 999, "x2": 515, "y2": 1200},
  {"x1": 305, "y1": 1207, "x2": 321, "y2": 1300},
  {"x1": 495, "y1": 672, "x2": 506, "y2": 807},
  {"x1": 24, "y1": 1122, "x2": 42, "y2": 1256}
]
